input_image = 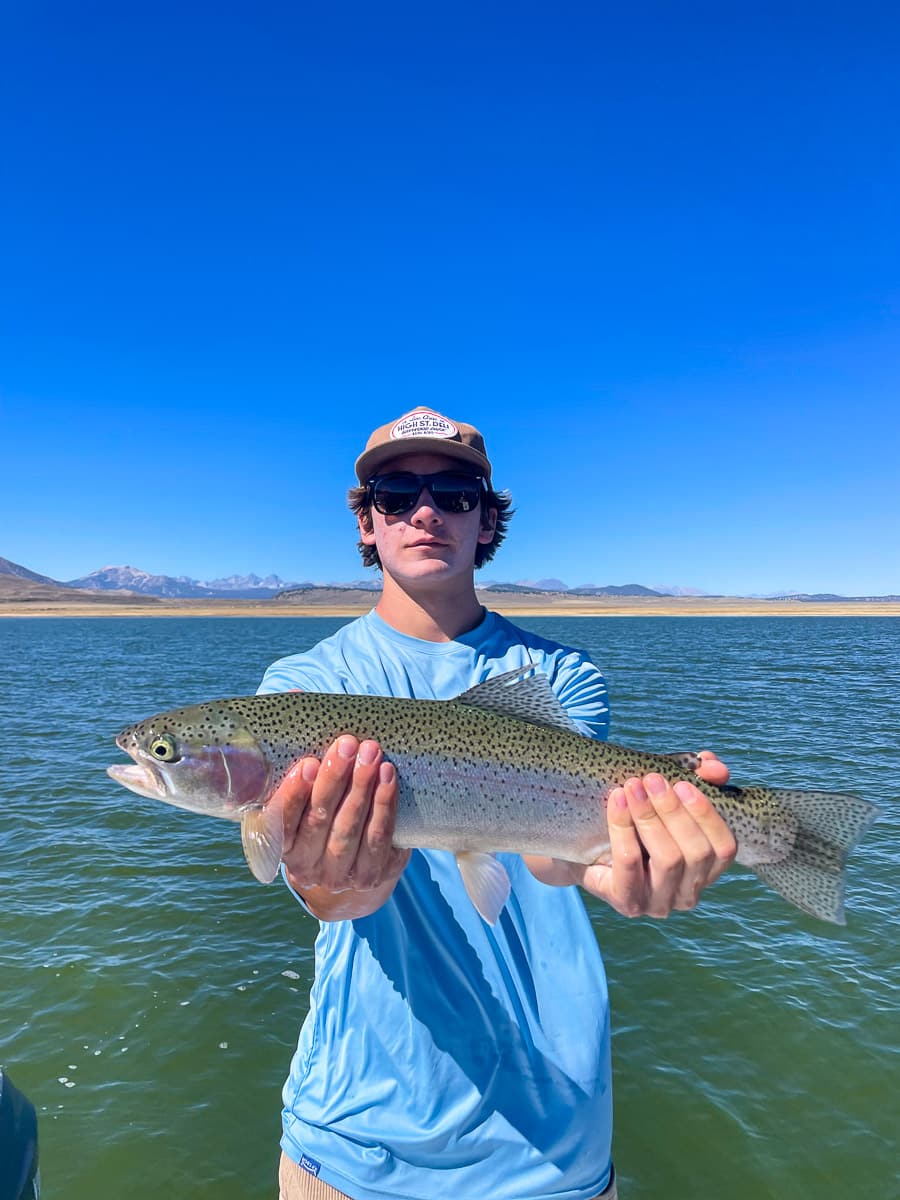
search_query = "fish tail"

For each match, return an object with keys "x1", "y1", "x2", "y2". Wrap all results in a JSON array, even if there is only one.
[{"x1": 750, "y1": 788, "x2": 878, "y2": 924}]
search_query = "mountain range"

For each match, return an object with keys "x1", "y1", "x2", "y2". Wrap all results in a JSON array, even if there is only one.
[
  {"x1": 2, "y1": 556, "x2": 898, "y2": 603},
  {"x1": 0, "y1": 560, "x2": 385, "y2": 599},
  {"x1": 0, "y1": 557, "x2": 686, "y2": 600},
  {"x1": 67, "y1": 564, "x2": 328, "y2": 599}
]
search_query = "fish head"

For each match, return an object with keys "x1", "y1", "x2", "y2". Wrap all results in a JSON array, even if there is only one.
[{"x1": 106, "y1": 701, "x2": 272, "y2": 820}]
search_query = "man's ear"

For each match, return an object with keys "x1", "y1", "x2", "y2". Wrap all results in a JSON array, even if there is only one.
[
  {"x1": 477, "y1": 506, "x2": 498, "y2": 545},
  {"x1": 358, "y1": 512, "x2": 377, "y2": 546}
]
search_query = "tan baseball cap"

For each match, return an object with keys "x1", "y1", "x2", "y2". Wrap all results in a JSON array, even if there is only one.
[{"x1": 355, "y1": 406, "x2": 493, "y2": 484}]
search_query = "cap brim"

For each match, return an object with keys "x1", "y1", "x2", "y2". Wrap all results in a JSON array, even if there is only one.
[{"x1": 355, "y1": 439, "x2": 492, "y2": 484}]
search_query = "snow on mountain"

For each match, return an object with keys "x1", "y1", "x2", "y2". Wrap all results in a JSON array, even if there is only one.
[
  {"x1": 514, "y1": 578, "x2": 570, "y2": 592},
  {"x1": 649, "y1": 583, "x2": 712, "y2": 597},
  {"x1": 64, "y1": 565, "x2": 359, "y2": 598},
  {"x1": 199, "y1": 573, "x2": 307, "y2": 591},
  {"x1": 66, "y1": 566, "x2": 219, "y2": 597}
]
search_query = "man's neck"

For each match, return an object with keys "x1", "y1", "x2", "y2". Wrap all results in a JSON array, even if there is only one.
[{"x1": 374, "y1": 574, "x2": 485, "y2": 642}]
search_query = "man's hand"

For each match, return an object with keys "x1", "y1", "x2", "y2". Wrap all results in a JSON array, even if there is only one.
[
  {"x1": 266, "y1": 735, "x2": 410, "y2": 922},
  {"x1": 526, "y1": 752, "x2": 737, "y2": 918}
]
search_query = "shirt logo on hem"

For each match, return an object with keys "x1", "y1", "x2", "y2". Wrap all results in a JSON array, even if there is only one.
[{"x1": 299, "y1": 1154, "x2": 321, "y2": 1177}]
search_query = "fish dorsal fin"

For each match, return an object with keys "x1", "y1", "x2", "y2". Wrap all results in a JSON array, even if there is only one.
[{"x1": 454, "y1": 666, "x2": 582, "y2": 734}]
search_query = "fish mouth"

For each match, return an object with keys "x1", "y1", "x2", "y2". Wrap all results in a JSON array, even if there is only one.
[{"x1": 107, "y1": 761, "x2": 168, "y2": 801}]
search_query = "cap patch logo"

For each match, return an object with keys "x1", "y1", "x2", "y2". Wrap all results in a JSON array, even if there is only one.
[{"x1": 390, "y1": 411, "x2": 458, "y2": 441}]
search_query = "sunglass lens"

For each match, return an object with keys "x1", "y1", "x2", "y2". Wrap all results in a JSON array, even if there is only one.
[
  {"x1": 371, "y1": 474, "x2": 421, "y2": 515},
  {"x1": 370, "y1": 472, "x2": 482, "y2": 515},
  {"x1": 430, "y1": 473, "x2": 481, "y2": 513}
]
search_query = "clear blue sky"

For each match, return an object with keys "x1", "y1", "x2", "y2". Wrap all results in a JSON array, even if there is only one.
[{"x1": 2, "y1": 3, "x2": 898, "y2": 595}]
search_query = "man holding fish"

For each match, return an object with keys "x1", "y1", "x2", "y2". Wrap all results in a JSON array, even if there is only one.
[
  {"x1": 108, "y1": 406, "x2": 876, "y2": 1194},
  {"x1": 261, "y1": 407, "x2": 736, "y2": 1200}
]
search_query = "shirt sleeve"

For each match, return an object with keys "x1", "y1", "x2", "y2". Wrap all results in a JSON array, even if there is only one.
[
  {"x1": 551, "y1": 652, "x2": 610, "y2": 742},
  {"x1": 256, "y1": 657, "x2": 327, "y2": 696}
]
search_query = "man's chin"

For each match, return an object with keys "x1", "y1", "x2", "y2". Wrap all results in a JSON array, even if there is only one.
[
  {"x1": 405, "y1": 558, "x2": 454, "y2": 576},
  {"x1": 391, "y1": 557, "x2": 461, "y2": 584}
]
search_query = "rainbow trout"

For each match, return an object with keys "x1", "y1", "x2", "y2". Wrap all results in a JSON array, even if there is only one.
[{"x1": 107, "y1": 667, "x2": 877, "y2": 925}]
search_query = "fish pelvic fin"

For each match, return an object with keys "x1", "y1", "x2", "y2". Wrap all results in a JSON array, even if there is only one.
[
  {"x1": 747, "y1": 788, "x2": 879, "y2": 925},
  {"x1": 455, "y1": 851, "x2": 511, "y2": 925},
  {"x1": 240, "y1": 804, "x2": 285, "y2": 884}
]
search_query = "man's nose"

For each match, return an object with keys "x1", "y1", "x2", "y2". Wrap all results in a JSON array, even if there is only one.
[{"x1": 410, "y1": 488, "x2": 442, "y2": 522}]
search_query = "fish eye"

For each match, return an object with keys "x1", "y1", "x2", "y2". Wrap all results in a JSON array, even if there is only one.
[{"x1": 149, "y1": 734, "x2": 179, "y2": 762}]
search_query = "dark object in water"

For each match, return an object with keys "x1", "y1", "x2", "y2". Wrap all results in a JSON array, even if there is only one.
[{"x1": 0, "y1": 1070, "x2": 39, "y2": 1200}]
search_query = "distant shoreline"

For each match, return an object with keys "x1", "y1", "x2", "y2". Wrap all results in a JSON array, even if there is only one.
[{"x1": 2, "y1": 594, "x2": 899, "y2": 618}]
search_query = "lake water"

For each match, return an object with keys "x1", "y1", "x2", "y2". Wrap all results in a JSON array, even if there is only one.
[{"x1": 1, "y1": 616, "x2": 897, "y2": 1199}]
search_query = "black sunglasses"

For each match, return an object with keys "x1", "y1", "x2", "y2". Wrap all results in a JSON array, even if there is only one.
[{"x1": 366, "y1": 470, "x2": 485, "y2": 516}]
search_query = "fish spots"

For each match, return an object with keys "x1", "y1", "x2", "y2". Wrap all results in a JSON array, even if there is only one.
[
  {"x1": 719, "y1": 785, "x2": 745, "y2": 802},
  {"x1": 113, "y1": 683, "x2": 877, "y2": 922}
]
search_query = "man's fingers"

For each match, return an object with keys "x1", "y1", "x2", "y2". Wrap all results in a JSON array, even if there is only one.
[
  {"x1": 267, "y1": 756, "x2": 318, "y2": 856},
  {"x1": 579, "y1": 770, "x2": 738, "y2": 920},
  {"x1": 625, "y1": 777, "x2": 683, "y2": 916},
  {"x1": 694, "y1": 750, "x2": 730, "y2": 786},
  {"x1": 283, "y1": 738, "x2": 405, "y2": 894},
  {"x1": 602, "y1": 785, "x2": 651, "y2": 917},
  {"x1": 671, "y1": 780, "x2": 737, "y2": 884},
  {"x1": 354, "y1": 761, "x2": 409, "y2": 889},
  {"x1": 316, "y1": 739, "x2": 384, "y2": 889},
  {"x1": 641, "y1": 773, "x2": 716, "y2": 910},
  {"x1": 291, "y1": 735, "x2": 360, "y2": 878},
  {"x1": 641, "y1": 774, "x2": 737, "y2": 909}
]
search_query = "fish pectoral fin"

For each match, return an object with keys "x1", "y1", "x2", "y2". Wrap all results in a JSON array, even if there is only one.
[
  {"x1": 455, "y1": 851, "x2": 511, "y2": 925},
  {"x1": 240, "y1": 805, "x2": 284, "y2": 884}
]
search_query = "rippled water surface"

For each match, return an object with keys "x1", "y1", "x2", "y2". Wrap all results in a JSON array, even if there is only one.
[{"x1": 1, "y1": 616, "x2": 897, "y2": 1198}]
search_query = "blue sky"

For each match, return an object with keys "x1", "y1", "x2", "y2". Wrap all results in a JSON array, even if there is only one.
[{"x1": 2, "y1": 3, "x2": 898, "y2": 595}]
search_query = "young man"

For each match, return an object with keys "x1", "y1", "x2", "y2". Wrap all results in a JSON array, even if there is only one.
[{"x1": 259, "y1": 408, "x2": 736, "y2": 1200}]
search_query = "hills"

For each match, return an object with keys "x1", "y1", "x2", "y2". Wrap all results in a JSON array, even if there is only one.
[
  {"x1": 65, "y1": 565, "x2": 384, "y2": 598},
  {"x1": 2, "y1": 557, "x2": 681, "y2": 600},
  {"x1": 477, "y1": 581, "x2": 668, "y2": 597},
  {"x1": 2, "y1": 557, "x2": 898, "y2": 604},
  {"x1": 0, "y1": 558, "x2": 697, "y2": 601},
  {"x1": 0, "y1": 557, "x2": 163, "y2": 606},
  {"x1": 0, "y1": 558, "x2": 59, "y2": 586}
]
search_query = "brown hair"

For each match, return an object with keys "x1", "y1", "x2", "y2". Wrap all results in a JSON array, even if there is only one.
[{"x1": 347, "y1": 482, "x2": 514, "y2": 570}]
